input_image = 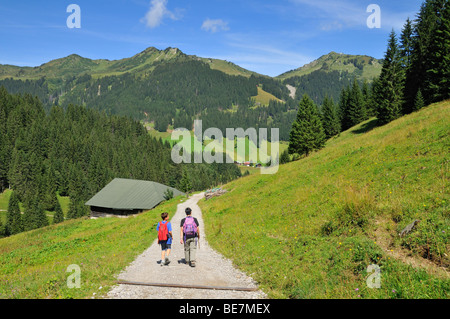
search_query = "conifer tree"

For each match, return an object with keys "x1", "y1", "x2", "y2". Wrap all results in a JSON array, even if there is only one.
[
  {"x1": 338, "y1": 85, "x2": 351, "y2": 130},
  {"x1": 404, "y1": 0, "x2": 439, "y2": 109},
  {"x1": 288, "y1": 94, "x2": 326, "y2": 157},
  {"x1": 179, "y1": 170, "x2": 193, "y2": 195},
  {"x1": 53, "y1": 197, "x2": 64, "y2": 224},
  {"x1": 279, "y1": 149, "x2": 291, "y2": 164},
  {"x1": 347, "y1": 78, "x2": 366, "y2": 127},
  {"x1": 400, "y1": 18, "x2": 414, "y2": 114},
  {"x1": 361, "y1": 80, "x2": 374, "y2": 118},
  {"x1": 67, "y1": 198, "x2": 77, "y2": 220},
  {"x1": 5, "y1": 190, "x2": 23, "y2": 235},
  {"x1": 23, "y1": 197, "x2": 48, "y2": 231},
  {"x1": 67, "y1": 198, "x2": 89, "y2": 219},
  {"x1": 400, "y1": 18, "x2": 414, "y2": 70},
  {"x1": 425, "y1": 0, "x2": 450, "y2": 102},
  {"x1": 413, "y1": 89, "x2": 425, "y2": 112},
  {"x1": 321, "y1": 95, "x2": 341, "y2": 139},
  {"x1": 375, "y1": 30, "x2": 404, "y2": 125}
]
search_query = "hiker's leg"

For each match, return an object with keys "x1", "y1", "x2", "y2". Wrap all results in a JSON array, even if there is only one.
[
  {"x1": 189, "y1": 238, "x2": 196, "y2": 262},
  {"x1": 184, "y1": 240, "x2": 190, "y2": 263},
  {"x1": 160, "y1": 241, "x2": 167, "y2": 262}
]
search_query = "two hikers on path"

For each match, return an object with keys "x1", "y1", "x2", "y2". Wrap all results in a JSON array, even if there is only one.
[{"x1": 157, "y1": 207, "x2": 200, "y2": 267}]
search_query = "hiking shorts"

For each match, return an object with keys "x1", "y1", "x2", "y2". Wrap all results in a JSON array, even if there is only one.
[{"x1": 160, "y1": 241, "x2": 171, "y2": 251}]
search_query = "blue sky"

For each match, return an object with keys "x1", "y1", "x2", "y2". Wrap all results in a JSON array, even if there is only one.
[{"x1": 0, "y1": 0, "x2": 423, "y2": 77}]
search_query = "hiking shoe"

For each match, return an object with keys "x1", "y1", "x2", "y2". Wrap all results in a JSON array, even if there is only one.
[
  {"x1": 164, "y1": 257, "x2": 170, "y2": 265},
  {"x1": 190, "y1": 261, "x2": 196, "y2": 267}
]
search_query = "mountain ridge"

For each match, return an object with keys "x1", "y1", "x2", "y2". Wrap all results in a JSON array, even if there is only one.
[
  {"x1": 0, "y1": 47, "x2": 383, "y2": 139},
  {"x1": 0, "y1": 47, "x2": 381, "y2": 81}
]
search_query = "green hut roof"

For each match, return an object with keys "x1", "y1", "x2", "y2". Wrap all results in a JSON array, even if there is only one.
[{"x1": 85, "y1": 178, "x2": 184, "y2": 210}]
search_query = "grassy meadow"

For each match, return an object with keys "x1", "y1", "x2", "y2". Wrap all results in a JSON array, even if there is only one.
[
  {"x1": 0, "y1": 196, "x2": 183, "y2": 298},
  {"x1": 146, "y1": 125, "x2": 289, "y2": 164},
  {"x1": 199, "y1": 100, "x2": 450, "y2": 299}
]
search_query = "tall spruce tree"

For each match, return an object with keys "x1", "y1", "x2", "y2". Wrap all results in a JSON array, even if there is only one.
[
  {"x1": 53, "y1": 197, "x2": 64, "y2": 224},
  {"x1": 400, "y1": 18, "x2": 414, "y2": 114},
  {"x1": 179, "y1": 170, "x2": 193, "y2": 195},
  {"x1": 321, "y1": 95, "x2": 341, "y2": 139},
  {"x1": 338, "y1": 85, "x2": 351, "y2": 130},
  {"x1": 288, "y1": 94, "x2": 326, "y2": 157},
  {"x1": 361, "y1": 80, "x2": 374, "y2": 118},
  {"x1": 347, "y1": 78, "x2": 366, "y2": 127},
  {"x1": 67, "y1": 198, "x2": 89, "y2": 219},
  {"x1": 404, "y1": 0, "x2": 439, "y2": 109},
  {"x1": 5, "y1": 190, "x2": 23, "y2": 235},
  {"x1": 400, "y1": 18, "x2": 414, "y2": 70},
  {"x1": 413, "y1": 89, "x2": 426, "y2": 111},
  {"x1": 375, "y1": 30, "x2": 404, "y2": 125},
  {"x1": 23, "y1": 196, "x2": 48, "y2": 231},
  {"x1": 425, "y1": 0, "x2": 450, "y2": 102}
]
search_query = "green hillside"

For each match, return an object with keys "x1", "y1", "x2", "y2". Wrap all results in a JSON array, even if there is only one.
[
  {"x1": 277, "y1": 51, "x2": 383, "y2": 82},
  {"x1": 0, "y1": 47, "x2": 262, "y2": 81},
  {"x1": 199, "y1": 100, "x2": 450, "y2": 299},
  {"x1": 194, "y1": 56, "x2": 264, "y2": 78},
  {"x1": 0, "y1": 47, "x2": 184, "y2": 81}
]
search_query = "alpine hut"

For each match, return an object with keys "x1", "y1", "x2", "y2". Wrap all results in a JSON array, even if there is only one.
[{"x1": 85, "y1": 178, "x2": 184, "y2": 217}]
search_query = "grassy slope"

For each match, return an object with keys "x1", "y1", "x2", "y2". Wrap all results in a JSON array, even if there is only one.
[
  {"x1": 147, "y1": 127, "x2": 289, "y2": 164},
  {"x1": 196, "y1": 57, "x2": 263, "y2": 78},
  {"x1": 252, "y1": 87, "x2": 283, "y2": 106},
  {"x1": 276, "y1": 52, "x2": 382, "y2": 82},
  {"x1": 0, "y1": 196, "x2": 183, "y2": 298},
  {"x1": 199, "y1": 100, "x2": 449, "y2": 299}
]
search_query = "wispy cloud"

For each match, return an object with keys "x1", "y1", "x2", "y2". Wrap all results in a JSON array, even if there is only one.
[
  {"x1": 289, "y1": 0, "x2": 414, "y2": 31},
  {"x1": 201, "y1": 19, "x2": 229, "y2": 33},
  {"x1": 141, "y1": 0, "x2": 180, "y2": 28}
]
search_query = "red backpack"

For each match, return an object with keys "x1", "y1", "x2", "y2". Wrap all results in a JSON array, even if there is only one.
[{"x1": 158, "y1": 221, "x2": 169, "y2": 241}]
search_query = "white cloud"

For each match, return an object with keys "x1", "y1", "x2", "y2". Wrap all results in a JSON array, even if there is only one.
[
  {"x1": 142, "y1": 0, "x2": 179, "y2": 29},
  {"x1": 201, "y1": 19, "x2": 229, "y2": 33}
]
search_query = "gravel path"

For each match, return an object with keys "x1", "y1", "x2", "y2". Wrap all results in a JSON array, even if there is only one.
[{"x1": 106, "y1": 192, "x2": 266, "y2": 299}]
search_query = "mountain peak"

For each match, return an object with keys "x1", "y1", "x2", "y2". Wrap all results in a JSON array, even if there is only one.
[{"x1": 276, "y1": 52, "x2": 382, "y2": 82}]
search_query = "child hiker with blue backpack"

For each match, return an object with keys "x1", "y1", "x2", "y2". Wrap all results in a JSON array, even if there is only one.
[
  {"x1": 180, "y1": 207, "x2": 200, "y2": 267},
  {"x1": 157, "y1": 212, "x2": 173, "y2": 266}
]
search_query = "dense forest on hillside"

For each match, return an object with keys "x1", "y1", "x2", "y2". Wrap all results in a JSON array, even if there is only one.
[
  {"x1": 0, "y1": 50, "x2": 372, "y2": 141},
  {"x1": 283, "y1": 70, "x2": 361, "y2": 105},
  {"x1": 0, "y1": 87, "x2": 241, "y2": 236},
  {"x1": 285, "y1": 0, "x2": 450, "y2": 160},
  {"x1": 373, "y1": 0, "x2": 450, "y2": 124}
]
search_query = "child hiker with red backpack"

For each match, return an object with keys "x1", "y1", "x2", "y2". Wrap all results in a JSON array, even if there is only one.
[
  {"x1": 157, "y1": 212, "x2": 173, "y2": 266},
  {"x1": 179, "y1": 207, "x2": 200, "y2": 267}
]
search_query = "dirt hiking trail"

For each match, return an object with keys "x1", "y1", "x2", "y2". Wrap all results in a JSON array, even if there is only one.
[{"x1": 107, "y1": 192, "x2": 266, "y2": 299}]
